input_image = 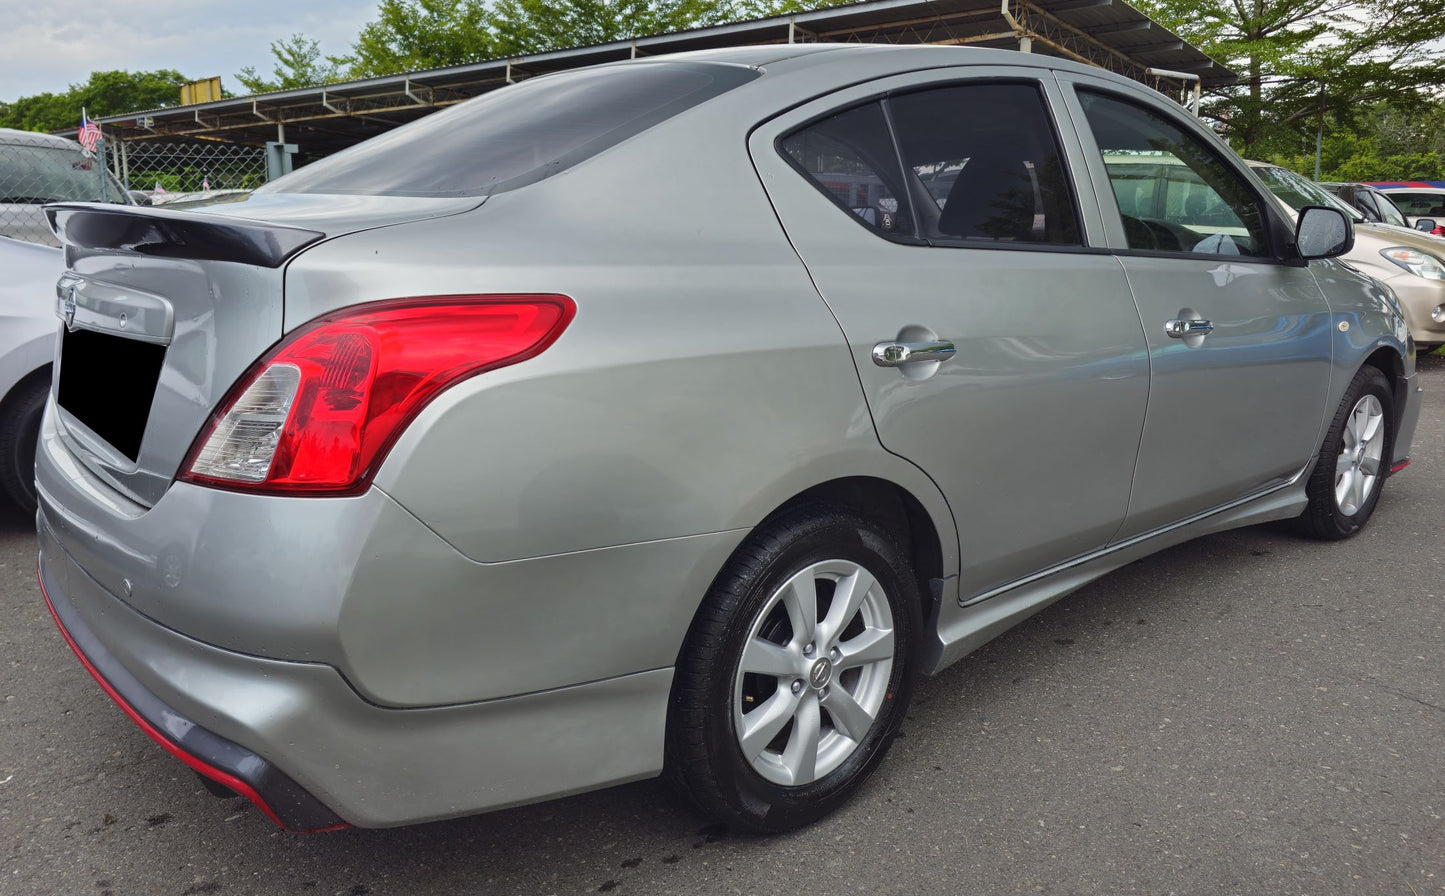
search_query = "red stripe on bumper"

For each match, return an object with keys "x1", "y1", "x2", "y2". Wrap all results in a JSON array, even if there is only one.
[{"x1": 38, "y1": 570, "x2": 347, "y2": 833}]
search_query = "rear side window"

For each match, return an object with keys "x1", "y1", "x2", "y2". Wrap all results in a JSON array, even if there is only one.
[
  {"x1": 264, "y1": 62, "x2": 758, "y2": 198},
  {"x1": 780, "y1": 102, "x2": 914, "y2": 238},
  {"x1": 888, "y1": 82, "x2": 1081, "y2": 245},
  {"x1": 778, "y1": 81, "x2": 1081, "y2": 246}
]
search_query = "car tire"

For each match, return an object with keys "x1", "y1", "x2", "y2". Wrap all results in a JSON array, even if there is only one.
[
  {"x1": 1296, "y1": 365, "x2": 1394, "y2": 540},
  {"x1": 0, "y1": 373, "x2": 47, "y2": 516},
  {"x1": 665, "y1": 506, "x2": 919, "y2": 833}
]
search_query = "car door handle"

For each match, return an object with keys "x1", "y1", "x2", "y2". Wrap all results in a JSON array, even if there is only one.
[
  {"x1": 872, "y1": 340, "x2": 957, "y2": 367},
  {"x1": 1164, "y1": 318, "x2": 1214, "y2": 339}
]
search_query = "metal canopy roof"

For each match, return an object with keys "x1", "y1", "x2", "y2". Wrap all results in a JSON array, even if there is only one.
[{"x1": 95, "y1": 0, "x2": 1233, "y2": 157}]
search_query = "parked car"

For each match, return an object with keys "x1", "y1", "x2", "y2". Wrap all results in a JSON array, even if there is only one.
[
  {"x1": 38, "y1": 45, "x2": 1419, "y2": 834},
  {"x1": 0, "y1": 129, "x2": 134, "y2": 514},
  {"x1": 1320, "y1": 182, "x2": 1421, "y2": 231},
  {"x1": 1250, "y1": 163, "x2": 1445, "y2": 352},
  {"x1": 0, "y1": 234, "x2": 62, "y2": 513},
  {"x1": 1373, "y1": 185, "x2": 1445, "y2": 232},
  {"x1": 0, "y1": 127, "x2": 131, "y2": 246}
]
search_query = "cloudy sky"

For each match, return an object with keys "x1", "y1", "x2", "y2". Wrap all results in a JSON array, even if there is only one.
[{"x1": 1, "y1": 0, "x2": 381, "y2": 101}]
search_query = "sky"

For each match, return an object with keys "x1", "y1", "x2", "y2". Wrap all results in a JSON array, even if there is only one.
[{"x1": 0, "y1": 0, "x2": 381, "y2": 101}]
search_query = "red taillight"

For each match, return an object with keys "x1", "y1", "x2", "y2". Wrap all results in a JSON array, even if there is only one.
[
  {"x1": 1433, "y1": 225, "x2": 1445, "y2": 237},
  {"x1": 181, "y1": 295, "x2": 574, "y2": 495}
]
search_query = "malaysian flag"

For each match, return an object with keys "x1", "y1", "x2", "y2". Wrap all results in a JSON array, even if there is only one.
[{"x1": 78, "y1": 109, "x2": 101, "y2": 153}]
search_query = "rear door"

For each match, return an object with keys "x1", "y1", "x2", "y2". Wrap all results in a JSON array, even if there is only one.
[
  {"x1": 750, "y1": 67, "x2": 1150, "y2": 602},
  {"x1": 1057, "y1": 75, "x2": 1334, "y2": 539}
]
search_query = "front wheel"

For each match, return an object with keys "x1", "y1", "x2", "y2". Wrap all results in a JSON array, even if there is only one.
[
  {"x1": 1296, "y1": 365, "x2": 1394, "y2": 540},
  {"x1": 665, "y1": 507, "x2": 919, "y2": 832}
]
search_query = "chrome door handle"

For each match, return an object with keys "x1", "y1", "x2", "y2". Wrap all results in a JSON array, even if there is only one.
[
  {"x1": 1164, "y1": 318, "x2": 1214, "y2": 339},
  {"x1": 872, "y1": 340, "x2": 957, "y2": 367}
]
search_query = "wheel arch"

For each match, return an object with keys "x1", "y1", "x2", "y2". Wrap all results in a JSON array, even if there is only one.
[
  {"x1": 0, "y1": 363, "x2": 51, "y2": 414},
  {"x1": 755, "y1": 476, "x2": 946, "y2": 624},
  {"x1": 1360, "y1": 345, "x2": 1410, "y2": 446}
]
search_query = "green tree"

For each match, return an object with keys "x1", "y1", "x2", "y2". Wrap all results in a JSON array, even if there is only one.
[
  {"x1": 345, "y1": 0, "x2": 853, "y2": 75},
  {"x1": 236, "y1": 34, "x2": 347, "y2": 93},
  {"x1": 0, "y1": 69, "x2": 191, "y2": 133},
  {"x1": 1135, "y1": 0, "x2": 1445, "y2": 158},
  {"x1": 346, "y1": 0, "x2": 498, "y2": 77}
]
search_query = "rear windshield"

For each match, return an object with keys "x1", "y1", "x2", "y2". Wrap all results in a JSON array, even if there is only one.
[
  {"x1": 0, "y1": 143, "x2": 128, "y2": 204},
  {"x1": 263, "y1": 62, "x2": 758, "y2": 198}
]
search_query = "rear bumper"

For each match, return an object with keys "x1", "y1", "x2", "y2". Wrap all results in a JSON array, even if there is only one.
[
  {"x1": 37, "y1": 510, "x2": 673, "y2": 828},
  {"x1": 38, "y1": 564, "x2": 347, "y2": 832}
]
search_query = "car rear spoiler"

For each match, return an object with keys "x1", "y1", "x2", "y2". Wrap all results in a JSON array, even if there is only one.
[{"x1": 46, "y1": 202, "x2": 324, "y2": 269}]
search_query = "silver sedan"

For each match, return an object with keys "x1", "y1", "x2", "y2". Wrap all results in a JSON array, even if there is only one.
[{"x1": 36, "y1": 44, "x2": 1420, "y2": 833}]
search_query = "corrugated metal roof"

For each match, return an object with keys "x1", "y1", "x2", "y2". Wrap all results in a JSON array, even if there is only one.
[{"x1": 93, "y1": 0, "x2": 1231, "y2": 156}]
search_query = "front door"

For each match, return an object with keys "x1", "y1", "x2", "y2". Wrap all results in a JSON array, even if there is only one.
[{"x1": 1058, "y1": 77, "x2": 1334, "y2": 540}]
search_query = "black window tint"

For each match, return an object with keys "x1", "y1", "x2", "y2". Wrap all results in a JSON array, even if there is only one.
[
  {"x1": 888, "y1": 83, "x2": 1081, "y2": 245},
  {"x1": 265, "y1": 63, "x2": 757, "y2": 198},
  {"x1": 780, "y1": 102, "x2": 914, "y2": 238},
  {"x1": 1079, "y1": 90, "x2": 1269, "y2": 258}
]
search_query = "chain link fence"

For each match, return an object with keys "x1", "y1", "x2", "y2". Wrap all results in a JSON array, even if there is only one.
[
  {"x1": 0, "y1": 131, "x2": 124, "y2": 247},
  {"x1": 110, "y1": 139, "x2": 267, "y2": 198},
  {"x1": 0, "y1": 133, "x2": 269, "y2": 247}
]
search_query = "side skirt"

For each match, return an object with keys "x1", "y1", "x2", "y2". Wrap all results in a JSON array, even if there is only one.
[{"x1": 921, "y1": 477, "x2": 1312, "y2": 676}]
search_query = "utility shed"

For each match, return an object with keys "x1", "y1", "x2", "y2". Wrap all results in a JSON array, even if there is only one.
[{"x1": 92, "y1": 0, "x2": 1234, "y2": 181}]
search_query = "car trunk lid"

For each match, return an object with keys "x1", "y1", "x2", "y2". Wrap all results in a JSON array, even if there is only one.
[{"x1": 45, "y1": 194, "x2": 480, "y2": 507}]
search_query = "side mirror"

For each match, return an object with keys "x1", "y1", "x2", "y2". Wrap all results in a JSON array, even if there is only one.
[
  {"x1": 1296, "y1": 206, "x2": 1353, "y2": 259},
  {"x1": 1415, "y1": 218, "x2": 1438, "y2": 233}
]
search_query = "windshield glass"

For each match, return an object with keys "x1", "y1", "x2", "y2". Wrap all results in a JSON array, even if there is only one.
[
  {"x1": 0, "y1": 143, "x2": 127, "y2": 204},
  {"x1": 1386, "y1": 192, "x2": 1445, "y2": 217},
  {"x1": 1254, "y1": 166, "x2": 1361, "y2": 220},
  {"x1": 265, "y1": 62, "x2": 758, "y2": 198}
]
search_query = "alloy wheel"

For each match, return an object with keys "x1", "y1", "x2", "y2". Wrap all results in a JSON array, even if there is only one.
[
  {"x1": 1334, "y1": 393, "x2": 1385, "y2": 516},
  {"x1": 731, "y1": 559, "x2": 895, "y2": 787}
]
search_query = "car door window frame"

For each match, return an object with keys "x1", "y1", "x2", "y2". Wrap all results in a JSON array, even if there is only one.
[
  {"x1": 767, "y1": 69, "x2": 1109, "y2": 256},
  {"x1": 1053, "y1": 74, "x2": 1297, "y2": 266}
]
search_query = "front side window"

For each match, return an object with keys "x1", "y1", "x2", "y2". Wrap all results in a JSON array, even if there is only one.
[
  {"x1": 1079, "y1": 90, "x2": 1268, "y2": 257},
  {"x1": 1373, "y1": 192, "x2": 1410, "y2": 228},
  {"x1": 780, "y1": 102, "x2": 913, "y2": 238}
]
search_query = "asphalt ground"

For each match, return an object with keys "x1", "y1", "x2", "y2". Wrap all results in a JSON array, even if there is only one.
[{"x1": 3, "y1": 357, "x2": 1443, "y2": 896}]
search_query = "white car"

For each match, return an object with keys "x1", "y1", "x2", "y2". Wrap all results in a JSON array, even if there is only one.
[
  {"x1": 0, "y1": 233, "x2": 61, "y2": 512},
  {"x1": 0, "y1": 127, "x2": 131, "y2": 511},
  {"x1": 1374, "y1": 185, "x2": 1445, "y2": 230}
]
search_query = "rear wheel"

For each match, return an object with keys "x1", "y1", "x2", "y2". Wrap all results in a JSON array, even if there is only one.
[
  {"x1": 665, "y1": 507, "x2": 918, "y2": 832},
  {"x1": 0, "y1": 374, "x2": 47, "y2": 515},
  {"x1": 1296, "y1": 365, "x2": 1394, "y2": 540}
]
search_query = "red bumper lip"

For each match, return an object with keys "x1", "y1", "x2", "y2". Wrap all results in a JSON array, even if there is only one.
[{"x1": 37, "y1": 565, "x2": 349, "y2": 834}]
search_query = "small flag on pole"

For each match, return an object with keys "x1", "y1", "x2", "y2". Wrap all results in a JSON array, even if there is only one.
[
  {"x1": 78, "y1": 109, "x2": 102, "y2": 153},
  {"x1": 202, "y1": 176, "x2": 210, "y2": 191}
]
